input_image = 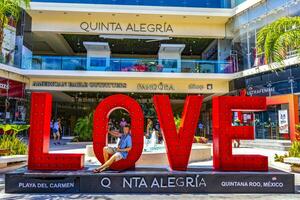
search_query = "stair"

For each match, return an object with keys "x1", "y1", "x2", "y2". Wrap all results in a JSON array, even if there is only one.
[{"x1": 240, "y1": 139, "x2": 292, "y2": 151}]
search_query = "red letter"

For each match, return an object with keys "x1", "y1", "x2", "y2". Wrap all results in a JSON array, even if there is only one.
[
  {"x1": 93, "y1": 94, "x2": 144, "y2": 170},
  {"x1": 153, "y1": 95, "x2": 203, "y2": 171},
  {"x1": 28, "y1": 93, "x2": 84, "y2": 170},
  {"x1": 212, "y1": 96, "x2": 268, "y2": 171}
]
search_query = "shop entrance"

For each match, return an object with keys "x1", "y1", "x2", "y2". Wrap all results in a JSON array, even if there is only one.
[{"x1": 254, "y1": 104, "x2": 290, "y2": 140}]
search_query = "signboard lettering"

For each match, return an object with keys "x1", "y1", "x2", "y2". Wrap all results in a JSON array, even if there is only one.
[{"x1": 80, "y1": 21, "x2": 174, "y2": 33}]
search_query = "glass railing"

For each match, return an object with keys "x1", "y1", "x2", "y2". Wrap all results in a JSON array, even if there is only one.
[
  {"x1": 28, "y1": 55, "x2": 235, "y2": 73},
  {"x1": 32, "y1": 0, "x2": 232, "y2": 8}
]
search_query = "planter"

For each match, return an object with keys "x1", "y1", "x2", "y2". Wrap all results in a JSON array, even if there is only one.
[
  {"x1": 291, "y1": 165, "x2": 300, "y2": 173},
  {"x1": 284, "y1": 157, "x2": 300, "y2": 173}
]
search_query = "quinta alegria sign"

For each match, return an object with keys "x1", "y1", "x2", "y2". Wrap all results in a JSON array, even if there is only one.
[
  {"x1": 80, "y1": 21, "x2": 174, "y2": 33},
  {"x1": 6, "y1": 93, "x2": 296, "y2": 194}
]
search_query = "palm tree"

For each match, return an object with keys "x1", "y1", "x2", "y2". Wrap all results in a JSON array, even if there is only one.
[
  {"x1": 0, "y1": 0, "x2": 30, "y2": 52},
  {"x1": 257, "y1": 16, "x2": 300, "y2": 67}
]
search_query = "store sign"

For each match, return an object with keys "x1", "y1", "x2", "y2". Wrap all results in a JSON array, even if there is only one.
[
  {"x1": 137, "y1": 82, "x2": 175, "y2": 91},
  {"x1": 0, "y1": 82, "x2": 9, "y2": 90},
  {"x1": 80, "y1": 21, "x2": 174, "y2": 33},
  {"x1": 0, "y1": 79, "x2": 25, "y2": 98},
  {"x1": 247, "y1": 86, "x2": 275, "y2": 96},
  {"x1": 30, "y1": 79, "x2": 226, "y2": 94},
  {"x1": 32, "y1": 81, "x2": 127, "y2": 89},
  {"x1": 278, "y1": 110, "x2": 289, "y2": 134},
  {"x1": 28, "y1": 93, "x2": 268, "y2": 172}
]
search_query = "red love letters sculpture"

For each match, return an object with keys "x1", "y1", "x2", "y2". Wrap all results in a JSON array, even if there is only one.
[
  {"x1": 153, "y1": 95, "x2": 203, "y2": 170},
  {"x1": 28, "y1": 93, "x2": 268, "y2": 172},
  {"x1": 28, "y1": 93, "x2": 84, "y2": 170},
  {"x1": 212, "y1": 96, "x2": 268, "y2": 171},
  {"x1": 93, "y1": 94, "x2": 144, "y2": 171}
]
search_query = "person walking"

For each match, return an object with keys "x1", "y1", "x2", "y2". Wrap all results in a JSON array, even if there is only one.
[{"x1": 53, "y1": 118, "x2": 61, "y2": 145}]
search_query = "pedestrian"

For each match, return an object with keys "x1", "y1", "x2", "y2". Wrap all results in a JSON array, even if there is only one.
[
  {"x1": 119, "y1": 118, "x2": 127, "y2": 133},
  {"x1": 146, "y1": 118, "x2": 153, "y2": 139},
  {"x1": 53, "y1": 118, "x2": 61, "y2": 145}
]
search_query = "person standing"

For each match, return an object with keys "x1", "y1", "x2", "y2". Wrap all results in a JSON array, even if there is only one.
[
  {"x1": 119, "y1": 118, "x2": 127, "y2": 133},
  {"x1": 146, "y1": 118, "x2": 153, "y2": 139},
  {"x1": 53, "y1": 118, "x2": 61, "y2": 145}
]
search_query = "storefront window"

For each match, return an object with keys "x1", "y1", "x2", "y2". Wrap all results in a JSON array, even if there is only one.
[
  {"x1": 0, "y1": 78, "x2": 27, "y2": 124},
  {"x1": 254, "y1": 104, "x2": 290, "y2": 140}
]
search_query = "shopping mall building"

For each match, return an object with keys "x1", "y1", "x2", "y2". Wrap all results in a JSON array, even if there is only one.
[{"x1": 1, "y1": 0, "x2": 300, "y2": 145}]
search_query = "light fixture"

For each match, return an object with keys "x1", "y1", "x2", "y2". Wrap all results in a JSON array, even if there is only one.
[{"x1": 99, "y1": 34, "x2": 171, "y2": 41}]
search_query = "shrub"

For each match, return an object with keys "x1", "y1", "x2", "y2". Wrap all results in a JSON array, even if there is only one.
[
  {"x1": 0, "y1": 134, "x2": 27, "y2": 155},
  {"x1": 289, "y1": 141, "x2": 300, "y2": 158},
  {"x1": 274, "y1": 153, "x2": 288, "y2": 162},
  {"x1": 174, "y1": 116, "x2": 181, "y2": 131},
  {"x1": 0, "y1": 124, "x2": 30, "y2": 134},
  {"x1": 74, "y1": 113, "x2": 94, "y2": 142}
]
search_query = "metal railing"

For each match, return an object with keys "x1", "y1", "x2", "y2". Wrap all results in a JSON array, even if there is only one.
[{"x1": 28, "y1": 55, "x2": 235, "y2": 73}]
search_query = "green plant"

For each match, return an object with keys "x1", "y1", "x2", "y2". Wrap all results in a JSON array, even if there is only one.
[
  {"x1": 274, "y1": 153, "x2": 288, "y2": 162},
  {"x1": 74, "y1": 113, "x2": 94, "y2": 141},
  {"x1": 0, "y1": 0, "x2": 31, "y2": 51},
  {"x1": 257, "y1": 16, "x2": 300, "y2": 68},
  {"x1": 174, "y1": 116, "x2": 181, "y2": 131},
  {"x1": 0, "y1": 124, "x2": 30, "y2": 134},
  {"x1": 0, "y1": 133, "x2": 27, "y2": 155},
  {"x1": 288, "y1": 141, "x2": 300, "y2": 158}
]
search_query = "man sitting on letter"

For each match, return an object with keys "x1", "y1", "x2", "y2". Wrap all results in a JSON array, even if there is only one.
[{"x1": 93, "y1": 124, "x2": 132, "y2": 173}]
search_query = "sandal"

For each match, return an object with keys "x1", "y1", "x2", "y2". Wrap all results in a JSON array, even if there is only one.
[
  {"x1": 98, "y1": 167, "x2": 108, "y2": 173},
  {"x1": 93, "y1": 168, "x2": 101, "y2": 173}
]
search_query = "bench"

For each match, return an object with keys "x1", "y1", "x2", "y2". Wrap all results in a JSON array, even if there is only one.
[
  {"x1": 0, "y1": 155, "x2": 28, "y2": 168},
  {"x1": 283, "y1": 157, "x2": 300, "y2": 173}
]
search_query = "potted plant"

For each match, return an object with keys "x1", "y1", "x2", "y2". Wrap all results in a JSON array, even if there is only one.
[{"x1": 73, "y1": 113, "x2": 94, "y2": 142}]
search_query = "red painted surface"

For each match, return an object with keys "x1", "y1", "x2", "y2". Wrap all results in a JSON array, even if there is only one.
[
  {"x1": 93, "y1": 94, "x2": 144, "y2": 171},
  {"x1": 212, "y1": 96, "x2": 268, "y2": 171},
  {"x1": 27, "y1": 93, "x2": 270, "y2": 172},
  {"x1": 0, "y1": 78, "x2": 25, "y2": 98},
  {"x1": 153, "y1": 95, "x2": 203, "y2": 171},
  {"x1": 28, "y1": 93, "x2": 84, "y2": 170}
]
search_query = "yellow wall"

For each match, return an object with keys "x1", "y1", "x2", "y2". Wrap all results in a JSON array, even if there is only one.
[
  {"x1": 28, "y1": 77, "x2": 229, "y2": 94},
  {"x1": 30, "y1": 12, "x2": 228, "y2": 38}
]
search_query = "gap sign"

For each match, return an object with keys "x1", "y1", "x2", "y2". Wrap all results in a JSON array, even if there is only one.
[{"x1": 28, "y1": 93, "x2": 268, "y2": 172}]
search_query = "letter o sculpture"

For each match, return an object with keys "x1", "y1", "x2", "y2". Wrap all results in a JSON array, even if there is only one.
[{"x1": 93, "y1": 94, "x2": 144, "y2": 170}]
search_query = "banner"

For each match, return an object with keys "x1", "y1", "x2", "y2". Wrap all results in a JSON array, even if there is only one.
[
  {"x1": 2, "y1": 23, "x2": 16, "y2": 66},
  {"x1": 278, "y1": 110, "x2": 289, "y2": 134}
]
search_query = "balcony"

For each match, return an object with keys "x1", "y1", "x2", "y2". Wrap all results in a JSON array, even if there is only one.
[
  {"x1": 28, "y1": 56, "x2": 235, "y2": 73},
  {"x1": 31, "y1": 0, "x2": 232, "y2": 8}
]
